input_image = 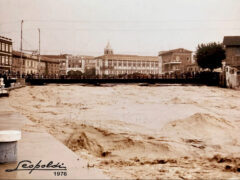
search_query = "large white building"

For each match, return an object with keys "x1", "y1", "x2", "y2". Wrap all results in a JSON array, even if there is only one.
[
  {"x1": 95, "y1": 42, "x2": 161, "y2": 76},
  {"x1": 55, "y1": 55, "x2": 95, "y2": 75}
]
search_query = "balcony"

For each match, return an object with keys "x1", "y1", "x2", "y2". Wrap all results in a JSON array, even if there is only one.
[{"x1": 163, "y1": 61, "x2": 181, "y2": 65}]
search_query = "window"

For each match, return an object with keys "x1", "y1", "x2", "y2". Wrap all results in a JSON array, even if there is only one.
[
  {"x1": 2, "y1": 43, "x2": 5, "y2": 51},
  {"x1": 137, "y1": 62, "x2": 141, "y2": 67},
  {"x1": 123, "y1": 62, "x2": 127, "y2": 67},
  {"x1": 118, "y1": 61, "x2": 122, "y2": 67},
  {"x1": 6, "y1": 56, "x2": 9, "y2": 64},
  {"x1": 2, "y1": 56, "x2": 5, "y2": 64},
  {"x1": 108, "y1": 60, "x2": 112, "y2": 66},
  {"x1": 128, "y1": 61, "x2": 132, "y2": 66},
  {"x1": 176, "y1": 56, "x2": 180, "y2": 62},
  {"x1": 142, "y1": 62, "x2": 145, "y2": 67},
  {"x1": 9, "y1": 45, "x2": 12, "y2": 53},
  {"x1": 113, "y1": 61, "x2": 117, "y2": 66},
  {"x1": 236, "y1": 48, "x2": 240, "y2": 55},
  {"x1": 6, "y1": 44, "x2": 9, "y2": 52},
  {"x1": 146, "y1": 62, "x2": 149, "y2": 67}
]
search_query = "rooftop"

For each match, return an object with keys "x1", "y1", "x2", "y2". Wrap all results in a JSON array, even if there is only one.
[
  {"x1": 159, "y1": 48, "x2": 192, "y2": 56},
  {"x1": 223, "y1": 36, "x2": 240, "y2": 46},
  {"x1": 13, "y1": 51, "x2": 60, "y2": 63},
  {"x1": 68, "y1": 55, "x2": 95, "y2": 60},
  {"x1": 95, "y1": 54, "x2": 158, "y2": 61},
  {"x1": 0, "y1": 35, "x2": 12, "y2": 42}
]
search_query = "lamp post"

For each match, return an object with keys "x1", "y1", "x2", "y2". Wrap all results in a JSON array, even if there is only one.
[
  {"x1": 20, "y1": 20, "x2": 23, "y2": 78},
  {"x1": 38, "y1": 28, "x2": 41, "y2": 77}
]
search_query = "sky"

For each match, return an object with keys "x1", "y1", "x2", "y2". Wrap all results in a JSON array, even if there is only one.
[{"x1": 0, "y1": 0, "x2": 240, "y2": 56}]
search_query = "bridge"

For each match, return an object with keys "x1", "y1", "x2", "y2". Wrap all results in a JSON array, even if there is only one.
[{"x1": 25, "y1": 76, "x2": 220, "y2": 86}]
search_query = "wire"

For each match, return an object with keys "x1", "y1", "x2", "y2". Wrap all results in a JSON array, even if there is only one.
[{"x1": 22, "y1": 19, "x2": 240, "y2": 23}]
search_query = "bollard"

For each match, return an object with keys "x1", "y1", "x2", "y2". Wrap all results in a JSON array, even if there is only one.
[{"x1": 0, "y1": 130, "x2": 21, "y2": 163}]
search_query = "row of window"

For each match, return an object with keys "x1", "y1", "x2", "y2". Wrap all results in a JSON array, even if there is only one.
[
  {"x1": 68, "y1": 64, "x2": 82, "y2": 68},
  {"x1": 98, "y1": 60, "x2": 159, "y2": 67},
  {"x1": 97, "y1": 70, "x2": 159, "y2": 75},
  {"x1": 0, "y1": 42, "x2": 12, "y2": 53},
  {"x1": 164, "y1": 65, "x2": 180, "y2": 71},
  {"x1": 0, "y1": 55, "x2": 12, "y2": 65},
  {"x1": 25, "y1": 60, "x2": 39, "y2": 68}
]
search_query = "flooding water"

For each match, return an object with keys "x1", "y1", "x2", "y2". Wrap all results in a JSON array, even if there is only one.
[{"x1": 8, "y1": 84, "x2": 240, "y2": 179}]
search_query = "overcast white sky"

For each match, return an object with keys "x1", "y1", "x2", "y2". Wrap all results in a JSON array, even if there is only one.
[{"x1": 0, "y1": 0, "x2": 240, "y2": 56}]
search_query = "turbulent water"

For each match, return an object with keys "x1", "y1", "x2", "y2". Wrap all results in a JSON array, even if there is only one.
[{"x1": 8, "y1": 84, "x2": 240, "y2": 179}]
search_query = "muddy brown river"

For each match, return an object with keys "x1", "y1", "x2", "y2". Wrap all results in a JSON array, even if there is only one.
[{"x1": 8, "y1": 84, "x2": 240, "y2": 179}]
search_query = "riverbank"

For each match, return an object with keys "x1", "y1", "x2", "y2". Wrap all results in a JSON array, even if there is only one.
[
  {"x1": 7, "y1": 84, "x2": 240, "y2": 179},
  {"x1": 0, "y1": 97, "x2": 108, "y2": 179}
]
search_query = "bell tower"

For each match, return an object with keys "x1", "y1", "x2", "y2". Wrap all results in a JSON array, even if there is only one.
[{"x1": 104, "y1": 41, "x2": 113, "y2": 55}]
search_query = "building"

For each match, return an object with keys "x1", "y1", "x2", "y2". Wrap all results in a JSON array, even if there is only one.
[
  {"x1": 12, "y1": 51, "x2": 39, "y2": 75},
  {"x1": 43, "y1": 54, "x2": 68, "y2": 76},
  {"x1": 159, "y1": 48, "x2": 192, "y2": 74},
  {"x1": 12, "y1": 51, "x2": 60, "y2": 77},
  {"x1": 225, "y1": 66, "x2": 240, "y2": 88},
  {"x1": 223, "y1": 36, "x2": 240, "y2": 69},
  {"x1": 43, "y1": 54, "x2": 95, "y2": 76},
  {"x1": 95, "y1": 42, "x2": 160, "y2": 76},
  {"x1": 67, "y1": 55, "x2": 95, "y2": 74},
  {"x1": 0, "y1": 36, "x2": 12, "y2": 75},
  {"x1": 185, "y1": 54, "x2": 201, "y2": 73},
  {"x1": 41, "y1": 56, "x2": 60, "y2": 77}
]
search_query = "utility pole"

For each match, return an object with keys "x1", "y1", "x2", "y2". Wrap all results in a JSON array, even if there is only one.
[
  {"x1": 20, "y1": 20, "x2": 23, "y2": 78},
  {"x1": 38, "y1": 28, "x2": 41, "y2": 76}
]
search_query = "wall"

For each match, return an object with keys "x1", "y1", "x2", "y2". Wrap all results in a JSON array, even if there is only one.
[
  {"x1": 225, "y1": 47, "x2": 240, "y2": 67},
  {"x1": 225, "y1": 66, "x2": 240, "y2": 88}
]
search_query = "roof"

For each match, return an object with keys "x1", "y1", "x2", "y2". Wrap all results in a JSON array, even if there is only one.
[
  {"x1": 13, "y1": 51, "x2": 38, "y2": 59},
  {"x1": 223, "y1": 36, "x2": 240, "y2": 46},
  {"x1": 68, "y1": 55, "x2": 95, "y2": 60},
  {"x1": 12, "y1": 51, "x2": 59, "y2": 63},
  {"x1": 42, "y1": 54, "x2": 68, "y2": 59},
  {"x1": 95, "y1": 54, "x2": 158, "y2": 61},
  {"x1": 159, "y1": 48, "x2": 192, "y2": 56},
  {"x1": 0, "y1": 35, "x2": 12, "y2": 42}
]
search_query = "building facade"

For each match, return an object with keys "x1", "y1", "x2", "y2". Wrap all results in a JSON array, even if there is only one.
[
  {"x1": 66, "y1": 55, "x2": 94, "y2": 74},
  {"x1": 41, "y1": 57, "x2": 59, "y2": 77},
  {"x1": 43, "y1": 54, "x2": 67, "y2": 76},
  {"x1": 0, "y1": 36, "x2": 12, "y2": 75},
  {"x1": 185, "y1": 54, "x2": 201, "y2": 73},
  {"x1": 12, "y1": 51, "x2": 39, "y2": 75},
  {"x1": 12, "y1": 51, "x2": 60, "y2": 77},
  {"x1": 223, "y1": 36, "x2": 240, "y2": 69},
  {"x1": 159, "y1": 48, "x2": 192, "y2": 74},
  {"x1": 95, "y1": 43, "x2": 160, "y2": 76}
]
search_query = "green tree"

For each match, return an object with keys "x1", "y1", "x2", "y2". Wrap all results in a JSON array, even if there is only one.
[{"x1": 196, "y1": 42, "x2": 225, "y2": 71}]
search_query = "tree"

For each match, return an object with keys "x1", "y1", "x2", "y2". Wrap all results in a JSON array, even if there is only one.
[
  {"x1": 67, "y1": 70, "x2": 82, "y2": 78},
  {"x1": 84, "y1": 68, "x2": 96, "y2": 78},
  {"x1": 196, "y1": 42, "x2": 225, "y2": 71}
]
